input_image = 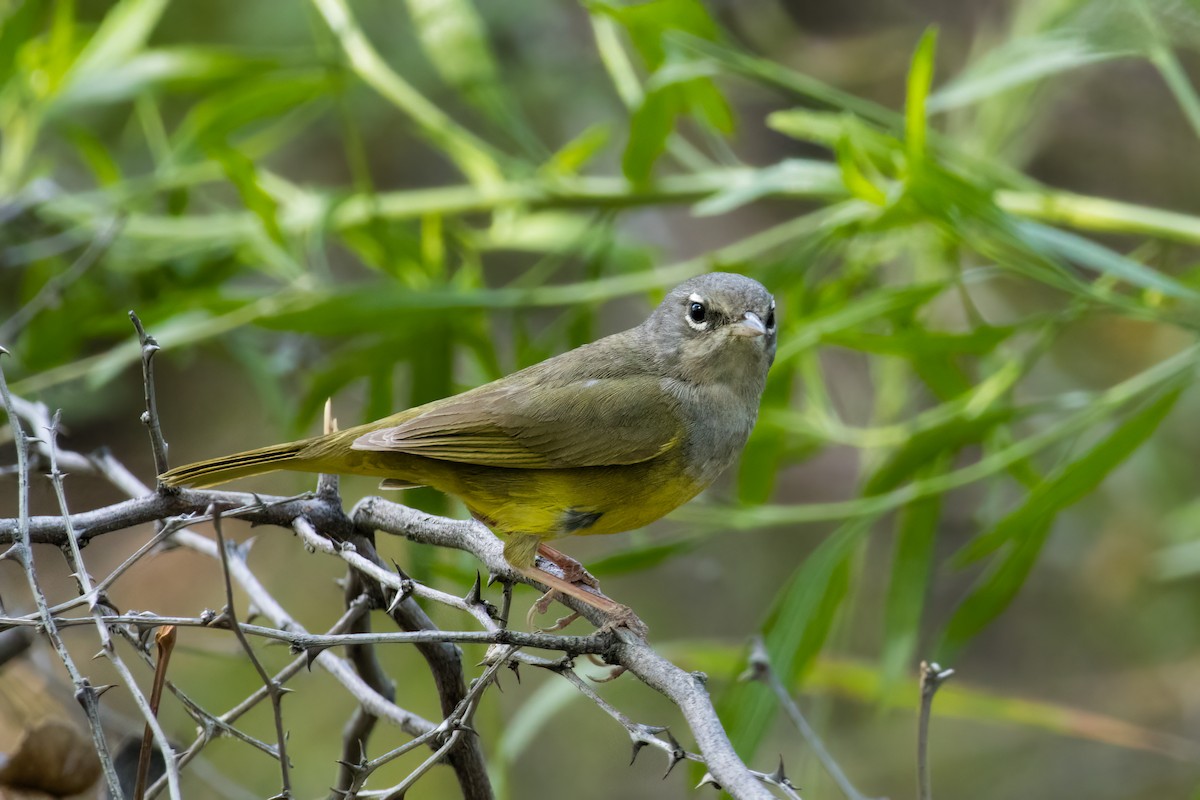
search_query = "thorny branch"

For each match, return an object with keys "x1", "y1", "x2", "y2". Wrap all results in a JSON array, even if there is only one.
[
  {"x1": 0, "y1": 330, "x2": 812, "y2": 800},
  {"x1": 0, "y1": 350, "x2": 126, "y2": 799},
  {"x1": 212, "y1": 510, "x2": 292, "y2": 798}
]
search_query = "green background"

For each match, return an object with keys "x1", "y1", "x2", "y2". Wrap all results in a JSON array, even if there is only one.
[{"x1": 3, "y1": 0, "x2": 1200, "y2": 797}]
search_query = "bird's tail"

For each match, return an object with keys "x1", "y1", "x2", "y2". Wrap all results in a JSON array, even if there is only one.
[{"x1": 159, "y1": 439, "x2": 312, "y2": 488}]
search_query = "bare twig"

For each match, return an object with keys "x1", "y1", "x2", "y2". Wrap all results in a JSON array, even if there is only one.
[
  {"x1": 556, "y1": 667, "x2": 800, "y2": 798},
  {"x1": 0, "y1": 354, "x2": 125, "y2": 799},
  {"x1": 42, "y1": 409, "x2": 182, "y2": 799},
  {"x1": 129, "y1": 311, "x2": 169, "y2": 481},
  {"x1": 742, "y1": 636, "x2": 872, "y2": 800},
  {"x1": 333, "y1": 570, "x2": 394, "y2": 799},
  {"x1": 146, "y1": 597, "x2": 383, "y2": 800},
  {"x1": 918, "y1": 660, "x2": 954, "y2": 800},
  {"x1": 348, "y1": 646, "x2": 520, "y2": 798},
  {"x1": 212, "y1": 509, "x2": 293, "y2": 798},
  {"x1": 329, "y1": 521, "x2": 495, "y2": 800}
]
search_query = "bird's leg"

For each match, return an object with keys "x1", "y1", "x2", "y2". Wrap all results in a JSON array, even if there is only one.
[
  {"x1": 535, "y1": 542, "x2": 599, "y2": 588},
  {"x1": 517, "y1": 565, "x2": 646, "y2": 637}
]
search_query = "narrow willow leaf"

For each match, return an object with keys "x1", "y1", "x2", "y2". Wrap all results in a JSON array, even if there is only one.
[
  {"x1": 956, "y1": 385, "x2": 1185, "y2": 566},
  {"x1": 942, "y1": 387, "x2": 1184, "y2": 658},
  {"x1": 880, "y1": 468, "x2": 944, "y2": 690},
  {"x1": 940, "y1": 516, "x2": 1054, "y2": 660},
  {"x1": 543, "y1": 124, "x2": 612, "y2": 176},
  {"x1": 207, "y1": 143, "x2": 286, "y2": 249},
  {"x1": 1017, "y1": 220, "x2": 1200, "y2": 300},
  {"x1": 693, "y1": 159, "x2": 844, "y2": 217},
  {"x1": 61, "y1": 0, "x2": 168, "y2": 81},
  {"x1": 905, "y1": 27, "x2": 938, "y2": 164},
  {"x1": 622, "y1": 87, "x2": 679, "y2": 182},
  {"x1": 928, "y1": 34, "x2": 1121, "y2": 113},
  {"x1": 53, "y1": 48, "x2": 264, "y2": 111},
  {"x1": 864, "y1": 407, "x2": 1012, "y2": 496},
  {"x1": 719, "y1": 519, "x2": 869, "y2": 759},
  {"x1": 586, "y1": 537, "x2": 701, "y2": 576}
]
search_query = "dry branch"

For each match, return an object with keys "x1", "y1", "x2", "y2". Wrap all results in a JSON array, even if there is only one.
[{"x1": 0, "y1": 322, "x2": 794, "y2": 798}]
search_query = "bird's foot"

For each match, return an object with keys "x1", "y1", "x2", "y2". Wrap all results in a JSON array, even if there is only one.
[
  {"x1": 518, "y1": 565, "x2": 648, "y2": 637},
  {"x1": 597, "y1": 604, "x2": 647, "y2": 639},
  {"x1": 526, "y1": 590, "x2": 582, "y2": 632}
]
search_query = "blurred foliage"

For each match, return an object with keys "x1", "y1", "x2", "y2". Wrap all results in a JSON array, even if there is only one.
[{"x1": 4, "y1": 0, "x2": 1200, "y2": 797}]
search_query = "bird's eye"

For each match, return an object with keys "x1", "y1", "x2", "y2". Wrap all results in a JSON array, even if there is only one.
[
  {"x1": 688, "y1": 302, "x2": 707, "y2": 324},
  {"x1": 765, "y1": 308, "x2": 776, "y2": 330}
]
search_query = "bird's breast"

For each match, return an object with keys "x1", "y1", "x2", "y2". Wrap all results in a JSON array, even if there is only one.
[{"x1": 667, "y1": 379, "x2": 759, "y2": 486}]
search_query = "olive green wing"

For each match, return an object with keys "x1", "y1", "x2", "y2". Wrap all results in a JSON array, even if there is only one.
[{"x1": 350, "y1": 375, "x2": 682, "y2": 468}]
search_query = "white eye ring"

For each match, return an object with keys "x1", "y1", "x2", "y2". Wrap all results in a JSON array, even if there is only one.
[{"x1": 685, "y1": 293, "x2": 708, "y2": 330}]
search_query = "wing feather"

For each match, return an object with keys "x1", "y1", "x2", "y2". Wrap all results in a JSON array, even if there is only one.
[{"x1": 350, "y1": 375, "x2": 680, "y2": 469}]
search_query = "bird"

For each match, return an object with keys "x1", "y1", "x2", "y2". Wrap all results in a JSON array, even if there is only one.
[{"x1": 160, "y1": 272, "x2": 777, "y2": 632}]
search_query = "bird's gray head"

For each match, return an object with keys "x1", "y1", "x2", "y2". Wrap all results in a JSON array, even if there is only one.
[{"x1": 643, "y1": 272, "x2": 776, "y2": 388}]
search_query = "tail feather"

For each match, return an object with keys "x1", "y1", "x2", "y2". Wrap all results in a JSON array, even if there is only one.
[{"x1": 159, "y1": 440, "x2": 311, "y2": 488}]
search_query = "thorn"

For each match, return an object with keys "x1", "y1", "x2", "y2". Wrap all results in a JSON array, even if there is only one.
[
  {"x1": 464, "y1": 572, "x2": 484, "y2": 606},
  {"x1": 486, "y1": 571, "x2": 500, "y2": 587},
  {"x1": 386, "y1": 587, "x2": 408, "y2": 615},
  {"x1": 0, "y1": 345, "x2": 9, "y2": 356},
  {"x1": 663, "y1": 728, "x2": 685, "y2": 778},
  {"x1": 696, "y1": 772, "x2": 722, "y2": 791},
  {"x1": 769, "y1": 754, "x2": 794, "y2": 787},
  {"x1": 630, "y1": 738, "x2": 648, "y2": 766},
  {"x1": 387, "y1": 562, "x2": 415, "y2": 612},
  {"x1": 93, "y1": 684, "x2": 118, "y2": 699},
  {"x1": 508, "y1": 660, "x2": 521, "y2": 684},
  {"x1": 304, "y1": 646, "x2": 328, "y2": 670},
  {"x1": 738, "y1": 636, "x2": 771, "y2": 684}
]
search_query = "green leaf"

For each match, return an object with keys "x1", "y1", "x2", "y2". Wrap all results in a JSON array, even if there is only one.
[
  {"x1": 174, "y1": 70, "x2": 333, "y2": 154},
  {"x1": 881, "y1": 467, "x2": 944, "y2": 689},
  {"x1": 928, "y1": 34, "x2": 1122, "y2": 113},
  {"x1": 63, "y1": 0, "x2": 168, "y2": 80},
  {"x1": 864, "y1": 407, "x2": 1014, "y2": 496},
  {"x1": 905, "y1": 27, "x2": 938, "y2": 165},
  {"x1": 956, "y1": 385, "x2": 1185, "y2": 567},
  {"x1": 940, "y1": 516, "x2": 1055, "y2": 661},
  {"x1": 1016, "y1": 220, "x2": 1200, "y2": 300},
  {"x1": 207, "y1": 143, "x2": 287, "y2": 250},
  {"x1": 407, "y1": 0, "x2": 498, "y2": 94},
  {"x1": 693, "y1": 159, "x2": 844, "y2": 217},
  {"x1": 542, "y1": 124, "x2": 612, "y2": 176},
  {"x1": 52, "y1": 47, "x2": 265, "y2": 111},
  {"x1": 587, "y1": 536, "x2": 701, "y2": 576},
  {"x1": 720, "y1": 519, "x2": 868, "y2": 759},
  {"x1": 621, "y1": 87, "x2": 679, "y2": 182},
  {"x1": 942, "y1": 387, "x2": 1185, "y2": 658}
]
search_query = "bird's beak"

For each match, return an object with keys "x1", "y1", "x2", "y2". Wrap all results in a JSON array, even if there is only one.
[{"x1": 731, "y1": 311, "x2": 767, "y2": 338}]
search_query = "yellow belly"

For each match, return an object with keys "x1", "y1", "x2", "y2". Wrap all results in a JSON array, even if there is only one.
[{"x1": 339, "y1": 449, "x2": 702, "y2": 543}]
